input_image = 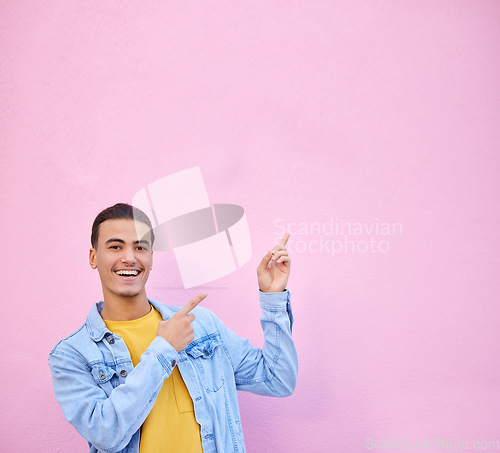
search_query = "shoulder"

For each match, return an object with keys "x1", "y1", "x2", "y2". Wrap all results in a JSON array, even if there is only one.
[
  {"x1": 48, "y1": 320, "x2": 97, "y2": 370},
  {"x1": 193, "y1": 305, "x2": 218, "y2": 324},
  {"x1": 49, "y1": 323, "x2": 86, "y2": 354}
]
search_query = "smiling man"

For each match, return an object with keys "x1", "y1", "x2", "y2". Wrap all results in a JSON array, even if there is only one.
[
  {"x1": 49, "y1": 203, "x2": 298, "y2": 453},
  {"x1": 89, "y1": 215, "x2": 154, "y2": 320}
]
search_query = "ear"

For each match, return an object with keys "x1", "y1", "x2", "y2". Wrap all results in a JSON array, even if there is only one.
[{"x1": 89, "y1": 248, "x2": 97, "y2": 269}]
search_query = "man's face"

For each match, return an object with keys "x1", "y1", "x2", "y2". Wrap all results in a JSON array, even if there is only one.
[{"x1": 89, "y1": 219, "x2": 153, "y2": 301}]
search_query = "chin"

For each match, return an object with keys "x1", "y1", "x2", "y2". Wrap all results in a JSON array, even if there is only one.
[{"x1": 118, "y1": 290, "x2": 142, "y2": 298}]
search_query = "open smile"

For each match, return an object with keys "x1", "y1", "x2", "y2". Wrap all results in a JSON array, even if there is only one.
[{"x1": 114, "y1": 269, "x2": 142, "y2": 280}]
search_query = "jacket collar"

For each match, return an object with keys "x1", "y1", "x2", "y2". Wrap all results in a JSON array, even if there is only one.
[{"x1": 85, "y1": 298, "x2": 176, "y2": 342}]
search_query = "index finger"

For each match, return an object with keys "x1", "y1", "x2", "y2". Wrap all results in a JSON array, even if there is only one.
[
  {"x1": 177, "y1": 292, "x2": 207, "y2": 316},
  {"x1": 278, "y1": 233, "x2": 291, "y2": 247}
]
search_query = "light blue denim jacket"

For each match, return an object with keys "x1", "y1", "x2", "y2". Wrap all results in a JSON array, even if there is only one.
[{"x1": 48, "y1": 290, "x2": 298, "y2": 453}]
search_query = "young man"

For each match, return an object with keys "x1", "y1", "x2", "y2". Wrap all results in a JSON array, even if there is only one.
[{"x1": 49, "y1": 203, "x2": 298, "y2": 453}]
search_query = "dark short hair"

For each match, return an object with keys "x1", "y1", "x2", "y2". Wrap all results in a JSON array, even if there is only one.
[{"x1": 91, "y1": 203, "x2": 155, "y2": 249}]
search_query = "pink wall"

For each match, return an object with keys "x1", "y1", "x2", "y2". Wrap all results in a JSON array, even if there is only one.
[{"x1": 2, "y1": 2, "x2": 500, "y2": 452}]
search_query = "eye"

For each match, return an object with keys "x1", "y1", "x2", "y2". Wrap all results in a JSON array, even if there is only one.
[
  {"x1": 109, "y1": 245, "x2": 121, "y2": 249},
  {"x1": 136, "y1": 246, "x2": 149, "y2": 251}
]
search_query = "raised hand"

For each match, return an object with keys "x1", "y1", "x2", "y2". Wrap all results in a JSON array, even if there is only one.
[
  {"x1": 156, "y1": 292, "x2": 207, "y2": 352},
  {"x1": 257, "y1": 233, "x2": 291, "y2": 293}
]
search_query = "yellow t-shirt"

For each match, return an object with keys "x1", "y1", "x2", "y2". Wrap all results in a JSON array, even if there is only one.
[{"x1": 104, "y1": 306, "x2": 203, "y2": 453}]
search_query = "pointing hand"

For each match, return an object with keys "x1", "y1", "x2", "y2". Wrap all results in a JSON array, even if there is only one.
[
  {"x1": 156, "y1": 292, "x2": 207, "y2": 352},
  {"x1": 257, "y1": 233, "x2": 291, "y2": 293}
]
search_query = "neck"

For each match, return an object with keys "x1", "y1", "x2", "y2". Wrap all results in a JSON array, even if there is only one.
[{"x1": 100, "y1": 290, "x2": 151, "y2": 321}]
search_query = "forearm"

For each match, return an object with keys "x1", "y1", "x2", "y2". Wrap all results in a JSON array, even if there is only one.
[
  {"x1": 256, "y1": 290, "x2": 298, "y2": 395},
  {"x1": 218, "y1": 290, "x2": 298, "y2": 397},
  {"x1": 49, "y1": 336, "x2": 179, "y2": 452}
]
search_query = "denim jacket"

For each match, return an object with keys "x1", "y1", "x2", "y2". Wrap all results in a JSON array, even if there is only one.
[{"x1": 48, "y1": 290, "x2": 298, "y2": 453}]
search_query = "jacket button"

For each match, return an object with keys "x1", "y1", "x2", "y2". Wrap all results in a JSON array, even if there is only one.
[
  {"x1": 107, "y1": 336, "x2": 115, "y2": 344},
  {"x1": 203, "y1": 349, "x2": 209, "y2": 356},
  {"x1": 99, "y1": 372, "x2": 106, "y2": 380},
  {"x1": 171, "y1": 360, "x2": 176, "y2": 368},
  {"x1": 119, "y1": 370, "x2": 127, "y2": 377}
]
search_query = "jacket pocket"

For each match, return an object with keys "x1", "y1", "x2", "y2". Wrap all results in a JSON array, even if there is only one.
[
  {"x1": 186, "y1": 336, "x2": 225, "y2": 393},
  {"x1": 91, "y1": 364, "x2": 117, "y2": 396}
]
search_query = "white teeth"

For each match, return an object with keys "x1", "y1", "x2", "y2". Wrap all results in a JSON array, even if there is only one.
[{"x1": 116, "y1": 270, "x2": 139, "y2": 276}]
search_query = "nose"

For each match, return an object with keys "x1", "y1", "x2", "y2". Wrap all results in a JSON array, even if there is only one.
[{"x1": 121, "y1": 247, "x2": 137, "y2": 264}]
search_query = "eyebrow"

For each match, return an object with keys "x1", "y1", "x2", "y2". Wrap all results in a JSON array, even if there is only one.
[{"x1": 105, "y1": 238, "x2": 151, "y2": 247}]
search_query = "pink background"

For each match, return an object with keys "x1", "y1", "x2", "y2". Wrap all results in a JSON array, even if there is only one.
[{"x1": 1, "y1": 2, "x2": 500, "y2": 452}]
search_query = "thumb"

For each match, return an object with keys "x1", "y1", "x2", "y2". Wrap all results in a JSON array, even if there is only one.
[{"x1": 257, "y1": 250, "x2": 272, "y2": 273}]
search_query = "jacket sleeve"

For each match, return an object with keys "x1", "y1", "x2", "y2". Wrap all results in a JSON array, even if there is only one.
[
  {"x1": 212, "y1": 290, "x2": 298, "y2": 397},
  {"x1": 48, "y1": 336, "x2": 179, "y2": 453}
]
